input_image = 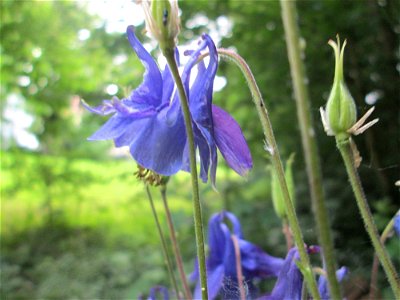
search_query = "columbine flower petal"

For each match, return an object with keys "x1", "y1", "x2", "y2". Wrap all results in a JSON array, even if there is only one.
[
  {"x1": 264, "y1": 248, "x2": 303, "y2": 300},
  {"x1": 261, "y1": 246, "x2": 346, "y2": 300},
  {"x1": 126, "y1": 25, "x2": 162, "y2": 107},
  {"x1": 239, "y1": 239, "x2": 284, "y2": 279},
  {"x1": 317, "y1": 266, "x2": 348, "y2": 300},
  {"x1": 191, "y1": 211, "x2": 283, "y2": 299},
  {"x1": 212, "y1": 105, "x2": 253, "y2": 176},
  {"x1": 129, "y1": 111, "x2": 187, "y2": 175}
]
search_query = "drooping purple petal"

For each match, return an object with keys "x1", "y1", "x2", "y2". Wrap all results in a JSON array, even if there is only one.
[
  {"x1": 189, "y1": 37, "x2": 219, "y2": 185},
  {"x1": 221, "y1": 223, "x2": 237, "y2": 279},
  {"x1": 193, "y1": 264, "x2": 224, "y2": 300},
  {"x1": 126, "y1": 25, "x2": 162, "y2": 107},
  {"x1": 212, "y1": 105, "x2": 253, "y2": 176},
  {"x1": 262, "y1": 248, "x2": 303, "y2": 300},
  {"x1": 239, "y1": 240, "x2": 284, "y2": 279},
  {"x1": 88, "y1": 115, "x2": 133, "y2": 141},
  {"x1": 208, "y1": 213, "x2": 229, "y2": 266},
  {"x1": 193, "y1": 126, "x2": 213, "y2": 183},
  {"x1": 161, "y1": 65, "x2": 174, "y2": 105},
  {"x1": 128, "y1": 110, "x2": 186, "y2": 176},
  {"x1": 318, "y1": 266, "x2": 348, "y2": 300},
  {"x1": 113, "y1": 118, "x2": 149, "y2": 147}
]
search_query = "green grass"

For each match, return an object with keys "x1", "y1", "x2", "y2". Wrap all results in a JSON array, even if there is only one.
[{"x1": 1, "y1": 150, "x2": 251, "y2": 298}]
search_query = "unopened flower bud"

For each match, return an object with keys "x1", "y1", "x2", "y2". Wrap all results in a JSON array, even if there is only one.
[
  {"x1": 142, "y1": 0, "x2": 180, "y2": 52},
  {"x1": 271, "y1": 154, "x2": 295, "y2": 219},
  {"x1": 325, "y1": 36, "x2": 357, "y2": 140}
]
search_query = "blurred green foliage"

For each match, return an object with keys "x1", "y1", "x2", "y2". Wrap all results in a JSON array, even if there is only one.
[{"x1": 1, "y1": 0, "x2": 399, "y2": 299}]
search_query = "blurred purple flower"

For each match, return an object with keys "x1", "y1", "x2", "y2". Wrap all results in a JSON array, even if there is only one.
[
  {"x1": 261, "y1": 246, "x2": 347, "y2": 300},
  {"x1": 318, "y1": 266, "x2": 348, "y2": 300},
  {"x1": 394, "y1": 214, "x2": 400, "y2": 237},
  {"x1": 83, "y1": 25, "x2": 252, "y2": 185},
  {"x1": 191, "y1": 211, "x2": 284, "y2": 299},
  {"x1": 138, "y1": 286, "x2": 169, "y2": 300},
  {"x1": 261, "y1": 247, "x2": 303, "y2": 300}
]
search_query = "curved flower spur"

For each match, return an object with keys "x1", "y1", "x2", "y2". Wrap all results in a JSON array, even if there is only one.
[{"x1": 83, "y1": 25, "x2": 252, "y2": 186}]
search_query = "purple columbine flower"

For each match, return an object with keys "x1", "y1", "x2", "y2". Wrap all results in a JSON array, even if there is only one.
[
  {"x1": 261, "y1": 247, "x2": 347, "y2": 300},
  {"x1": 261, "y1": 247, "x2": 304, "y2": 300},
  {"x1": 83, "y1": 25, "x2": 252, "y2": 185},
  {"x1": 317, "y1": 266, "x2": 348, "y2": 300},
  {"x1": 191, "y1": 211, "x2": 284, "y2": 299}
]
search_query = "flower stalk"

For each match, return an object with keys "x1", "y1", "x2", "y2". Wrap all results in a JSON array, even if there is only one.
[
  {"x1": 214, "y1": 48, "x2": 321, "y2": 300},
  {"x1": 280, "y1": 1, "x2": 341, "y2": 298},
  {"x1": 160, "y1": 183, "x2": 192, "y2": 300},
  {"x1": 336, "y1": 138, "x2": 400, "y2": 298},
  {"x1": 231, "y1": 235, "x2": 246, "y2": 300},
  {"x1": 144, "y1": 185, "x2": 180, "y2": 298},
  {"x1": 369, "y1": 210, "x2": 400, "y2": 299},
  {"x1": 163, "y1": 48, "x2": 208, "y2": 299}
]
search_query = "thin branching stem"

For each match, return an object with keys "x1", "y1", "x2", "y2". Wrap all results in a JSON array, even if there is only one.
[
  {"x1": 145, "y1": 185, "x2": 180, "y2": 298},
  {"x1": 160, "y1": 184, "x2": 192, "y2": 300},
  {"x1": 231, "y1": 235, "x2": 246, "y2": 300}
]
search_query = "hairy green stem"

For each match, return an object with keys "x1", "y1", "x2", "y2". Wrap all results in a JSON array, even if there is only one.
[
  {"x1": 145, "y1": 185, "x2": 180, "y2": 298},
  {"x1": 369, "y1": 210, "x2": 399, "y2": 299},
  {"x1": 280, "y1": 1, "x2": 341, "y2": 298},
  {"x1": 216, "y1": 48, "x2": 321, "y2": 300},
  {"x1": 160, "y1": 184, "x2": 192, "y2": 300},
  {"x1": 336, "y1": 139, "x2": 400, "y2": 297},
  {"x1": 163, "y1": 48, "x2": 208, "y2": 299}
]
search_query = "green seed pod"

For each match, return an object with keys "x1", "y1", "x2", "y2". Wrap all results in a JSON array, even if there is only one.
[
  {"x1": 326, "y1": 36, "x2": 357, "y2": 140},
  {"x1": 285, "y1": 153, "x2": 295, "y2": 203},
  {"x1": 142, "y1": 0, "x2": 180, "y2": 52},
  {"x1": 271, "y1": 154, "x2": 296, "y2": 219},
  {"x1": 271, "y1": 167, "x2": 285, "y2": 219}
]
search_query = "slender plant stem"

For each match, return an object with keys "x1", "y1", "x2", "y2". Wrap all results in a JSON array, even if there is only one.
[
  {"x1": 231, "y1": 235, "x2": 246, "y2": 300},
  {"x1": 160, "y1": 184, "x2": 192, "y2": 300},
  {"x1": 163, "y1": 48, "x2": 208, "y2": 300},
  {"x1": 369, "y1": 248, "x2": 381, "y2": 299},
  {"x1": 369, "y1": 210, "x2": 400, "y2": 299},
  {"x1": 145, "y1": 185, "x2": 180, "y2": 298},
  {"x1": 336, "y1": 139, "x2": 400, "y2": 297},
  {"x1": 279, "y1": 1, "x2": 341, "y2": 298},
  {"x1": 215, "y1": 48, "x2": 321, "y2": 300}
]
